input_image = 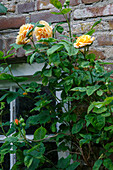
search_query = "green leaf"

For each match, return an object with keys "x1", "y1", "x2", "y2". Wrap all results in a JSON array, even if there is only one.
[
  {"x1": 23, "y1": 44, "x2": 32, "y2": 50},
  {"x1": 26, "y1": 28, "x2": 34, "y2": 37},
  {"x1": 53, "y1": 67, "x2": 61, "y2": 77},
  {"x1": 7, "y1": 92, "x2": 18, "y2": 104},
  {"x1": 87, "y1": 103, "x2": 94, "y2": 113},
  {"x1": 91, "y1": 19, "x2": 102, "y2": 29},
  {"x1": 64, "y1": 78, "x2": 73, "y2": 93},
  {"x1": 104, "y1": 97, "x2": 113, "y2": 105},
  {"x1": 101, "y1": 112, "x2": 111, "y2": 117},
  {"x1": 0, "y1": 3, "x2": 7, "y2": 14},
  {"x1": 72, "y1": 119, "x2": 84, "y2": 134},
  {"x1": 58, "y1": 42, "x2": 79, "y2": 56},
  {"x1": 66, "y1": 162, "x2": 80, "y2": 170},
  {"x1": 79, "y1": 134, "x2": 92, "y2": 146},
  {"x1": 28, "y1": 159, "x2": 40, "y2": 170},
  {"x1": 0, "y1": 93, "x2": 8, "y2": 102},
  {"x1": 42, "y1": 77, "x2": 48, "y2": 86},
  {"x1": 61, "y1": 8, "x2": 71, "y2": 14},
  {"x1": 5, "y1": 136, "x2": 18, "y2": 143},
  {"x1": 43, "y1": 69, "x2": 52, "y2": 77},
  {"x1": 0, "y1": 73, "x2": 27, "y2": 83},
  {"x1": 50, "y1": 0, "x2": 62, "y2": 9},
  {"x1": 104, "y1": 125, "x2": 113, "y2": 131},
  {"x1": 71, "y1": 87, "x2": 86, "y2": 92},
  {"x1": 47, "y1": 44, "x2": 63, "y2": 56},
  {"x1": 91, "y1": 115, "x2": 105, "y2": 130},
  {"x1": 80, "y1": 139, "x2": 89, "y2": 147},
  {"x1": 86, "y1": 85, "x2": 101, "y2": 96},
  {"x1": 81, "y1": 61, "x2": 90, "y2": 68},
  {"x1": 93, "y1": 159, "x2": 103, "y2": 170},
  {"x1": 86, "y1": 29, "x2": 95, "y2": 36},
  {"x1": 104, "y1": 142, "x2": 113, "y2": 150},
  {"x1": 30, "y1": 52, "x2": 36, "y2": 64},
  {"x1": 49, "y1": 53, "x2": 60, "y2": 66},
  {"x1": 97, "y1": 90, "x2": 103, "y2": 96},
  {"x1": 56, "y1": 26, "x2": 64, "y2": 33},
  {"x1": 93, "y1": 101, "x2": 104, "y2": 109},
  {"x1": 34, "y1": 126, "x2": 46, "y2": 140},
  {"x1": 51, "y1": 11, "x2": 62, "y2": 15},
  {"x1": 57, "y1": 155, "x2": 71, "y2": 169},
  {"x1": 86, "y1": 53, "x2": 96, "y2": 61},
  {"x1": 103, "y1": 158, "x2": 113, "y2": 170},
  {"x1": 24, "y1": 156, "x2": 33, "y2": 168},
  {"x1": 0, "y1": 53, "x2": 15, "y2": 60},
  {"x1": 51, "y1": 123, "x2": 57, "y2": 133},
  {"x1": 0, "y1": 51, "x2": 4, "y2": 58},
  {"x1": 10, "y1": 43, "x2": 23, "y2": 50},
  {"x1": 6, "y1": 124, "x2": 15, "y2": 136},
  {"x1": 14, "y1": 76, "x2": 28, "y2": 82},
  {"x1": 93, "y1": 107, "x2": 107, "y2": 114}
]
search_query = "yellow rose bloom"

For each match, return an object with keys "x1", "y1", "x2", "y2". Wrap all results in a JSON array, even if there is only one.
[
  {"x1": 16, "y1": 24, "x2": 34, "y2": 45},
  {"x1": 74, "y1": 35, "x2": 95, "y2": 48},
  {"x1": 34, "y1": 20, "x2": 52, "y2": 41}
]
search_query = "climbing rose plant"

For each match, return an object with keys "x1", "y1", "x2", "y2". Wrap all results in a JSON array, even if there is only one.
[{"x1": 0, "y1": 0, "x2": 113, "y2": 169}]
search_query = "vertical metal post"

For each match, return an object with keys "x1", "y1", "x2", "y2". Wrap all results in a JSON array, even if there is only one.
[{"x1": 10, "y1": 86, "x2": 16, "y2": 169}]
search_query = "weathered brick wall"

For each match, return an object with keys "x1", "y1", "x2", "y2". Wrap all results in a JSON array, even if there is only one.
[{"x1": 0, "y1": 0, "x2": 113, "y2": 63}]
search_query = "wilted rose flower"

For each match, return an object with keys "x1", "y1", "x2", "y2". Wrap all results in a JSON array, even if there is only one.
[
  {"x1": 34, "y1": 20, "x2": 52, "y2": 41},
  {"x1": 16, "y1": 24, "x2": 34, "y2": 45},
  {"x1": 74, "y1": 35, "x2": 95, "y2": 48}
]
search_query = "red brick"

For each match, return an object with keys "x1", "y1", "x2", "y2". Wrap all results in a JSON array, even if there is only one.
[
  {"x1": 30, "y1": 11, "x2": 66, "y2": 23},
  {"x1": 0, "y1": 16, "x2": 26, "y2": 30},
  {"x1": 17, "y1": 2, "x2": 35, "y2": 14},
  {"x1": 37, "y1": 0, "x2": 79, "y2": 10},
  {"x1": 70, "y1": 0, "x2": 79, "y2": 6},
  {"x1": 97, "y1": 35, "x2": 113, "y2": 46},
  {"x1": 82, "y1": 0, "x2": 100, "y2": 4},
  {"x1": 87, "y1": 4, "x2": 113, "y2": 17},
  {"x1": 7, "y1": 5, "x2": 16, "y2": 13},
  {"x1": 109, "y1": 20, "x2": 113, "y2": 29},
  {"x1": 37, "y1": 0, "x2": 52, "y2": 10},
  {"x1": 74, "y1": 4, "x2": 113, "y2": 19}
]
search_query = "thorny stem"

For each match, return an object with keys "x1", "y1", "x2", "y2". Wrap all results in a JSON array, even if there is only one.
[
  {"x1": 49, "y1": 89, "x2": 68, "y2": 113},
  {"x1": 67, "y1": 13, "x2": 72, "y2": 41},
  {"x1": 4, "y1": 58, "x2": 38, "y2": 103},
  {"x1": 59, "y1": 9, "x2": 72, "y2": 41},
  {"x1": 31, "y1": 38, "x2": 37, "y2": 49},
  {"x1": 0, "y1": 109, "x2": 6, "y2": 136},
  {"x1": 4, "y1": 58, "x2": 25, "y2": 92},
  {"x1": 80, "y1": 147, "x2": 91, "y2": 167},
  {"x1": 0, "y1": 163, "x2": 3, "y2": 170}
]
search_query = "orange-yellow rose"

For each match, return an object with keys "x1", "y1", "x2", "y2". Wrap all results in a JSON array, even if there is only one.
[
  {"x1": 16, "y1": 24, "x2": 34, "y2": 45},
  {"x1": 23, "y1": 92, "x2": 28, "y2": 95},
  {"x1": 34, "y1": 20, "x2": 52, "y2": 41},
  {"x1": 15, "y1": 119, "x2": 20, "y2": 125},
  {"x1": 74, "y1": 35, "x2": 95, "y2": 48}
]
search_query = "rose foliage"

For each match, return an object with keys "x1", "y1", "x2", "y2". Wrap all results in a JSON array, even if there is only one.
[{"x1": 0, "y1": 0, "x2": 113, "y2": 169}]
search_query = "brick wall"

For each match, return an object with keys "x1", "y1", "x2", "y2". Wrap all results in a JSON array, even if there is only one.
[{"x1": 0, "y1": 0, "x2": 113, "y2": 63}]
